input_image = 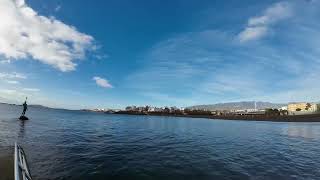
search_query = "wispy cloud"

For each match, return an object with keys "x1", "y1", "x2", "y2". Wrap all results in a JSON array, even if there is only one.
[
  {"x1": 6, "y1": 80, "x2": 19, "y2": 84},
  {"x1": 0, "y1": 89, "x2": 17, "y2": 95},
  {"x1": 54, "y1": 5, "x2": 61, "y2": 12},
  {"x1": 22, "y1": 88, "x2": 40, "y2": 92},
  {"x1": 126, "y1": 1, "x2": 320, "y2": 105},
  {"x1": 93, "y1": 76, "x2": 113, "y2": 88},
  {"x1": 238, "y1": 2, "x2": 292, "y2": 42},
  {"x1": 0, "y1": 72, "x2": 27, "y2": 79},
  {"x1": 127, "y1": 30, "x2": 230, "y2": 91},
  {"x1": 142, "y1": 92, "x2": 197, "y2": 107},
  {"x1": 0, "y1": 88, "x2": 40, "y2": 104},
  {"x1": 0, "y1": 0, "x2": 94, "y2": 71},
  {"x1": 0, "y1": 89, "x2": 27, "y2": 102},
  {"x1": 0, "y1": 72, "x2": 25, "y2": 87},
  {"x1": 0, "y1": 59, "x2": 11, "y2": 64},
  {"x1": 125, "y1": 30, "x2": 234, "y2": 106}
]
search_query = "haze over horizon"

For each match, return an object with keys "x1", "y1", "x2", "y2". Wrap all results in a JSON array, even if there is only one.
[{"x1": 0, "y1": 0, "x2": 320, "y2": 109}]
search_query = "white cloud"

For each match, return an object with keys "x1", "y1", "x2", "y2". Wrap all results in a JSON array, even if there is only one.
[
  {"x1": 0, "y1": 72, "x2": 27, "y2": 79},
  {"x1": 0, "y1": 88, "x2": 30, "y2": 104},
  {"x1": 22, "y1": 88, "x2": 40, "y2": 92},
  {"x1": 93, "y1": 76, "x2": 113, "y2": 88},
  {"x1": 0, "y1": 0, "x2": 94, "y2": 71},
  {"x1": 238, "y1": 2, "x2": 292, "y2": 42},
  {"x1": 6, "y1": 80, "x2": 19, "y2": 84},
  {"x1": 249, "y1": 2, "x2": 292, "y2": 26},
  {"x1": 0, "y1": 89, "x2": 17, "y2": 94},
  {"x1": 238, "y1": 26, "x2": 268, "y2": 43},
  {"x1": 0, "y1": 59, "x2": 11, "y2": 64}
]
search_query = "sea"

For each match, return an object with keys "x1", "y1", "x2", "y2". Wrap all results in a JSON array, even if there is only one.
[{"x1": 1, "y1": 103, "x2": 320, "y2": 180}]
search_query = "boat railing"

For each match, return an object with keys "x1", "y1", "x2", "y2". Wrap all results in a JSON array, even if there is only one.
[{"x1": 14, "y1": 142, "x2": 33, "y2": 180}]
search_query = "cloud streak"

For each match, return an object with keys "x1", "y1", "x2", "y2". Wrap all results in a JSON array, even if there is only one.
[
  {"x1": 126, "y1": 1, "x2": 320, "y2": 105},
  {"x1": 238, "y1": 2, "x2": 292, "y2": 42},
  {"x1": 0, "y1": 72, "x2": 27, "y2": 79},
  {"x1": 6, "y1": 80, "x2": 19, "y2": 84},
  {"x1": 0, "y1": 0, "x2": 94, "y2": 71},
  {"x1": 23, "y1": 88, "x2": 40, "y2": 92}
]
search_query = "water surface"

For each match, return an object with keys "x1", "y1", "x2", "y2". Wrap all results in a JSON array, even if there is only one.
[{"x1": 1, "y1": 103, "x2": 320, "y2": 180}]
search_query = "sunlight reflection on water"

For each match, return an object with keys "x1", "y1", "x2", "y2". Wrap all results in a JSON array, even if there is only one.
[{"x1": 282, "y1": 123, "x2": 320, "y2": 139}]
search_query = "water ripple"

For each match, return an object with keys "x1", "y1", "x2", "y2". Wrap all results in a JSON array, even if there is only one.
[{"x1": 1, "y1": 104, "x2": 320, "y2": 179}]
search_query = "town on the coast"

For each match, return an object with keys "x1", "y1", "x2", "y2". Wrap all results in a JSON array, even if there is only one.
[{"x1": 84, "y1": 101, "x2": 320, "y2": 121}]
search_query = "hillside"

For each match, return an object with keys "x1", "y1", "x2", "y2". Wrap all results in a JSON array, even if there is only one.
[{"x1": 187, "y1": 101, "x2": 286, "y2": 111}]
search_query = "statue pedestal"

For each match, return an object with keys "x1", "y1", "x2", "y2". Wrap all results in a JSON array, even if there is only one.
[{"x1": 19, "y1": 116, "x2": 29, "y2": 120}]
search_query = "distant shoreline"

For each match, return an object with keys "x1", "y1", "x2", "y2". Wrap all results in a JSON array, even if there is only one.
[
  {"x1": 114, "y1": 111, "x2": 320, "y2": 122},
  {"x1": 2, "y1": 102, "x2": 319, "y2": 122}
]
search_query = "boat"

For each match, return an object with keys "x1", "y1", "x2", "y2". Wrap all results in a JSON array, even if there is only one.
[{"x1": 14, "y1": 142, "x2": 33, "y2": 180}]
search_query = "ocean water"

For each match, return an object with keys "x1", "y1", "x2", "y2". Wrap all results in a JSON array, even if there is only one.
[{"x1": 1, "y1": 103, "x2": 320, "y2": 180}]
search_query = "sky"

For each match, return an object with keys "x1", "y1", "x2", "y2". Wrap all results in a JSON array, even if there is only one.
[{"x1": 0, "y1": 0, "x2": 320, "y2": 109}]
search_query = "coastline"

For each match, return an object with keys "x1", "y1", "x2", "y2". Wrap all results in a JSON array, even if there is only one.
[{"x1": 114, "y1": 111, "x2": 320, "y2": 122}]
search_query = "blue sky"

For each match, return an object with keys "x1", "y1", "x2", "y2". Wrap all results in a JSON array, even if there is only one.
[{"x1": 0, "y1": 0, "x2": 320, "y2": 109}]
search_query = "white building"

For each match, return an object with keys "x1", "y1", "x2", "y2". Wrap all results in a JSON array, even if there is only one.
[{"x1": 279, "y1": 106, "x2": 288, "y2": 111}]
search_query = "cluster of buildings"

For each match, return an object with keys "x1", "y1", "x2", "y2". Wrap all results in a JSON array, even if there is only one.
[
  {"x1": 84, "y1": 108, "x2": 121, "y2": 113},
  {"x1": 86, "y1": 102, "x2": 320, "y2": 116},
  {"x1": 287, "y1": 102, "x2": 318, "y2": 115},
  {"x1": 230, "y1": 102, "x2": 319, "y2": 116},
  {"x1": 233, "y1": 102, "x2": 319, "y2": 116},
  {"x1": 124, "y1": 102, "x2": 320, "y2": 116},
  {"x1": 125, "y1": 106, "x2": 183, "y2": 113}
]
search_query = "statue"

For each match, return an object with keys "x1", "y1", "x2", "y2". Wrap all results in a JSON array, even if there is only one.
[{"x1": 19, "y1": 97, "x2": 29, "y2": 120}]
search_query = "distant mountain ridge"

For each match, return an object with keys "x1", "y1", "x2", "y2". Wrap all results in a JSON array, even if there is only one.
[
  {"x1": 0, "y1": 102, "x2": 50, "y2": 108},
  {"x1": 187, "y1": 101, "x2": 286, "y2": 111},
  {"x1": 0, "y1": 101, "x2": 61, "y2": 110}
]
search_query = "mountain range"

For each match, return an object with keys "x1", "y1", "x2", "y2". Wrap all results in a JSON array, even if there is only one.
[{"x1": 187, "y1": 101, "x2": 286, "y2": 111}]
